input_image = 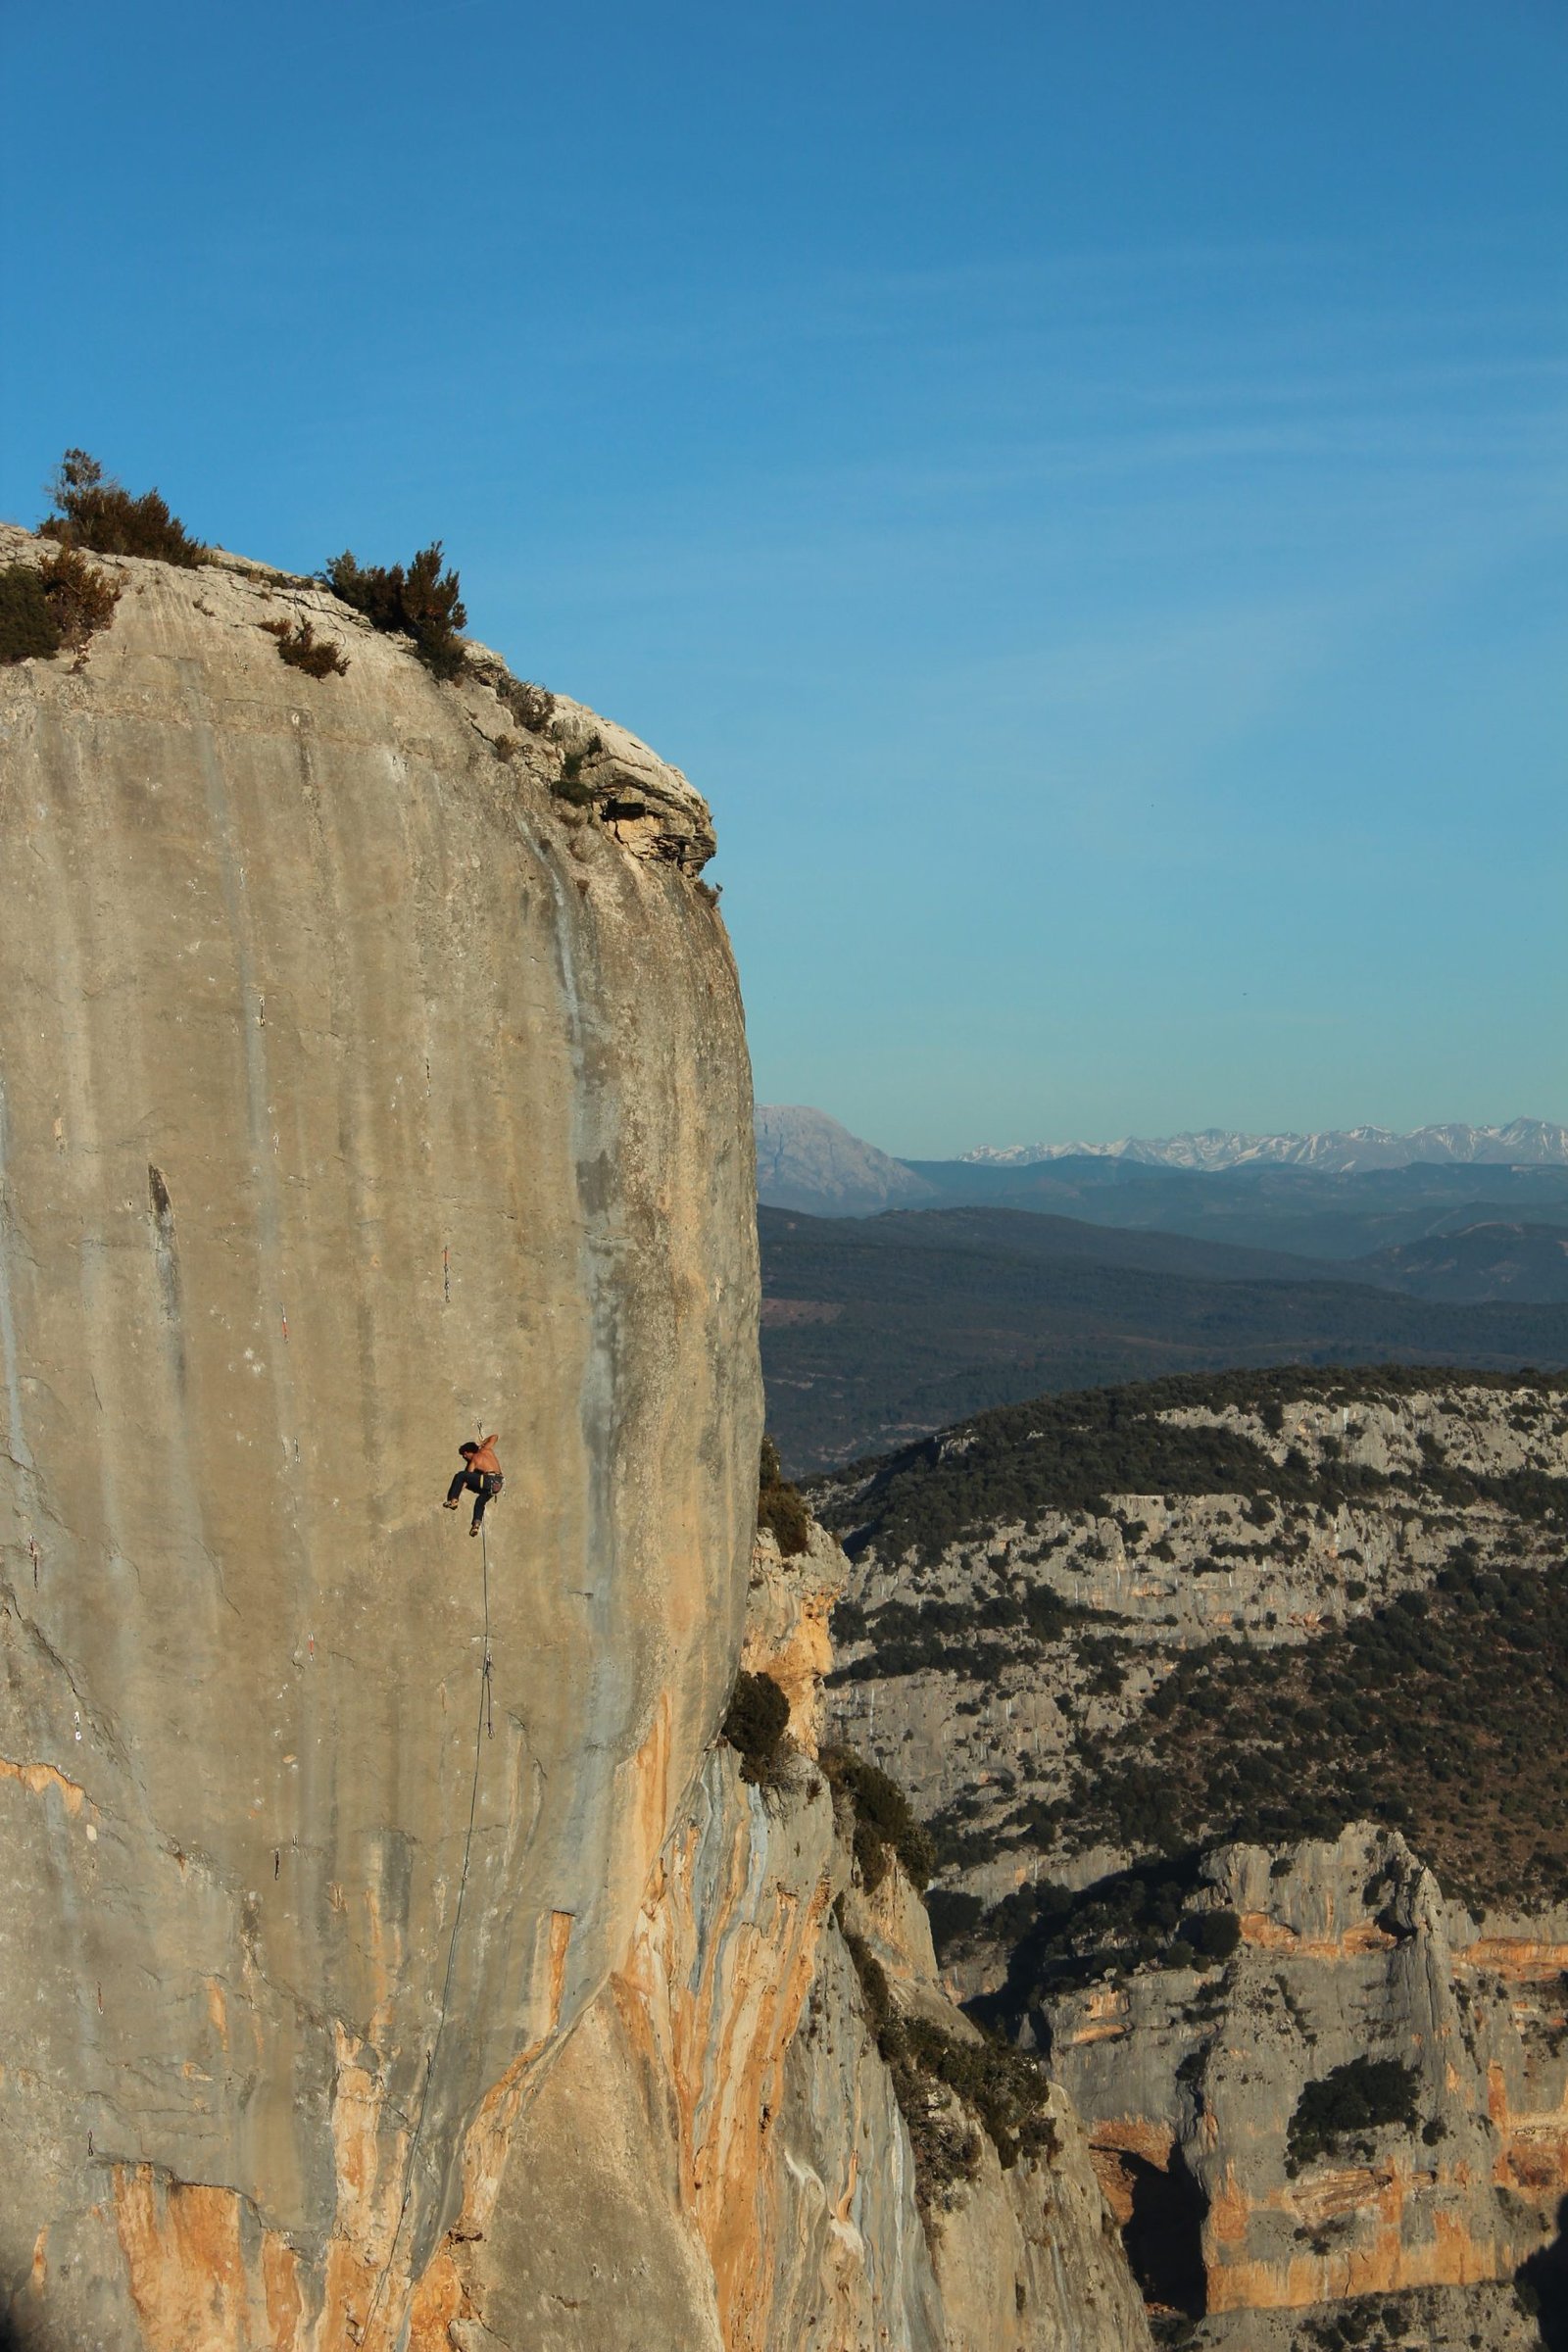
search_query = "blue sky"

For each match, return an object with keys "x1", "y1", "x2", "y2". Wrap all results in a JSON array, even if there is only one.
[{"x1": 4, "y1": 1, "x2": 1563, "y2": 1156}]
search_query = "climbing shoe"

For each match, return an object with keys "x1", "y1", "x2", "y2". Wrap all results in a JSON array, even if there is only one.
[{"x1": 443, "y1": 1498, "x2": 459, "y2": 1511}]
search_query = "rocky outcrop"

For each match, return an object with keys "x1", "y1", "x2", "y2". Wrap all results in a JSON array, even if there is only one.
[
  {"x1": 1048, "y1": 1827, "x2": 1568, "y2": 2337},
  {"x1": 825, "y1": 1383, "x2": 1568, "y2": 1908},
  {"x1": 463, "y1": 1529, "x2": 1152, "y2": 2351},
  {"x1": 819, "y1": 1372, "x2": 1568, "y2": 2343},
  {"x1": 0, "y1": 531, "x2": 757, "y2": 2348}
]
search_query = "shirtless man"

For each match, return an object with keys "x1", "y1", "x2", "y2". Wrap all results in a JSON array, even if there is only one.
[{"x1": 444, "y1": 1434, "x2": 503, "y2": 1535}]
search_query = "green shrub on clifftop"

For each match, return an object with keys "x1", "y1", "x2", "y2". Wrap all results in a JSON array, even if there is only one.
[
  {"x1": 323, "y1": 543, "x2": 467, "y2": 679},
  {"x1": 1, "y1": 544, "x2": 122, "y2": 665},
  {"x1": 40, "y1": 449, "x2": 203, "y2": 566}
]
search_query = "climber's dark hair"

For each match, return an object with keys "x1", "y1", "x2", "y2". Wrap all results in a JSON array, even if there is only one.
[{"x1": 459, "y1": 1441, "x2": 479, "y2": 1457}]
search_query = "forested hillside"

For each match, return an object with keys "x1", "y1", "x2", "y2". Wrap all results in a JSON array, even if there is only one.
[
  {"x1": 762, "y1": 1204, "x2": 1568, "y2": 1470},
  {"x1": 813, "y1": 1367, "x2": 1568, "y2": 2346}
]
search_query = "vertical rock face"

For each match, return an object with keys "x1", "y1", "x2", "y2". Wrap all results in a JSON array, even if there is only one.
[
  {"x1": 467, "y1": 1528, "x2": 1152, "y2": 2352},
  {"x1": 0, "y1": 535, "x2": 760, "y2": 2349}
]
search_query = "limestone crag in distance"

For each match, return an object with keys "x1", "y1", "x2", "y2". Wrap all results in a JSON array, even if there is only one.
[{"x1": 819, "y1": 1369, "x2": 1568, "y2": 2347}]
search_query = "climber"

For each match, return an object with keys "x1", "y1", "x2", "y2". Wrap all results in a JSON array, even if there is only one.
[{"x1": 444, "y1": 1435, "x2": 503, "y2": 1536}]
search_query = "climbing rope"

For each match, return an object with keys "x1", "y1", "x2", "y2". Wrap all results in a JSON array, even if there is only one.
[
  {"x1": 362, "y1": 1511, "x2": 494, "y2": 2340},
  {"x1": 482, "y1": 1516, "x2": 494, "y2": 1741}
]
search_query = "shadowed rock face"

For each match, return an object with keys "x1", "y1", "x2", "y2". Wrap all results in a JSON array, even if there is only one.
[{"x1": 0, "y1": 532, "x2": 760, "y2": 2348}]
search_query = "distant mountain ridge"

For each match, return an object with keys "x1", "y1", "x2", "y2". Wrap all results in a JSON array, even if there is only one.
[
  {"x1": 959, "y1": 1117, "x2": 1568, "y2": 1173},
  {"x1": 755, "y1": 1102, "x2": 938, "y2": 1214}
]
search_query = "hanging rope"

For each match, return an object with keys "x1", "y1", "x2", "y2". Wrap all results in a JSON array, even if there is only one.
[{"x1": 481, "y1": 1515, "x2": 494, "y2": 1741}]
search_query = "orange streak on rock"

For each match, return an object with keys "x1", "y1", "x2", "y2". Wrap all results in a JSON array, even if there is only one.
[
  {"x1": 1458, "y1": 1937, "x2": 1568, "y2": 1982},
  {"x1": 628, "y1": 1691, "x2": 674, "y2": 1882},
  {"x1": 0, "y1": 1756, "x2": 86, "y2": 1817},
  {"x1": 262, "y1": 2237, "x2": 304, "y2": 2347},
  {"x1": 113, "y1": 2165, "x2": 286, "y2": 2352},
  {"x1": 1205, "y1": 2160, "x2": 1515, "y2": 2316},
  {"x1": 1206, "y1": 2164, "x2": 1251, "y2": 2248},
  {"x1": 401, "y1": 1903, "x2": 580, "y2": 2335},
  {"x1": 205, "y1": 1979, "x2": 229, "y2": 2054},
  {"x1": 1094, "y1": 2119, "x2": 1176, "y2": 2168},
  {"x1": 1287, "y1": 2167, "x2": 1379, "y2": 2229},
  {"x1": 405, "y1": 2244, "x2": 467, "y2": 2352},
  {"x1": 547, "y1": 1905, "x2": 574, "y2": 2024},
  {"x1": 1239, "y1": 1912, "x2": 1395, "y2": 1957},
  {"x1": 1499, "y1": 2129, "x2": 1568, "y2": 2195}
]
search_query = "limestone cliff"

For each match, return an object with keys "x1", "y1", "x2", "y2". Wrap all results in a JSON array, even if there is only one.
[
  {"x1": 464, "y1": 1527, "x2": 1152, "y2": 2352},
  {"x1": 823, "y1": 1377, "x2": 1568, "y2": 1913},
  {"x1": 0, "y1": 529, "x2": 1147, "y2": 2352},
  {"x1": 1049, "y1": 1827, "x2": 1567, "y2": 2344},
  {"x1": 0, "y1": 530, "x2": 758, "y2": 2347},
  {"x1": 817, "y1": 1369, "x2": 1568, "y2": 2344}
]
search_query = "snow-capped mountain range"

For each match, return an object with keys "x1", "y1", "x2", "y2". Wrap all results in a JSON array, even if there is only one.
[{"x1": 958, "y1": 1120, "x2": 1568, "y2": 1175}]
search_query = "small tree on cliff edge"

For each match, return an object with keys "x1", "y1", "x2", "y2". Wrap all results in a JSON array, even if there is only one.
[
  {"x1": 41, "y1": 450, "x2": 204, "y2": 567},
  {"x1": 323, "y1": 544, "x2": 467, "y2": 679}
]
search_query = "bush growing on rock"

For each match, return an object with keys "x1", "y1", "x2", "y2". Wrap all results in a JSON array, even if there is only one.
[
  {"x1": 322, "y1": 543, "x2": 467, "y2": 678},
  {"x1": 40, "y1": 449, "x2": 204, "y2": 565},
  {"x1": 925, "y1": 1886, "x2": 985, "y2": 1961},
  {"x1": 758, "y1": 1436, "x2": 810, "y2": 1557},
  {"x1": 1189, "y1": 1908, "x2": 1242, "y2": 1964},
  {"x1": 1287, "y1": 2056, "x2": 1419, "y2": 2170},
  {"x1": 0, "y1": 544, "x2": 122, "y2": 665},
  {"x1": 0, "y1": 563, "x2": 57, "y2": 662},
  {"x1": 827, "y1": 1582, "x2": 1080, "y2": 1686},
  {"x1": 720, "y1": 1670, "x2": 792, "y2": 1785},
  {"x1": 842, "y1": 1928, "x2": 1055, "y2": 2208},
  {"x1": 820, "y1": 1743, "x2": 934, "y2": 1891},
  {"x1": 260, "y1": 614, "x2": 349, "y2": 678},
  {"x1": 495, "y1": 672, "x2": 556, "y2": 733}
]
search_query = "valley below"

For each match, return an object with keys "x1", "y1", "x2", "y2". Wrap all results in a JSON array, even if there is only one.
[
  {"x1": 812, "y1": 1367, "x2": 1568, "y2": 2348},
  {"x1": 762, "y1": 1202, "x2": 1568, "y2": 1473}
]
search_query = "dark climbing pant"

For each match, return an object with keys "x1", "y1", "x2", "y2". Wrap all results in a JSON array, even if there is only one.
[{"x1": 448, "y1": 1469, "x2": 500, "y2": 1528}]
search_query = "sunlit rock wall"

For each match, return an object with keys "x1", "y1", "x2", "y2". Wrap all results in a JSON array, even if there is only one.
[{"x1": 0, "y1": 530, "x2": 760, "y2": 2349}]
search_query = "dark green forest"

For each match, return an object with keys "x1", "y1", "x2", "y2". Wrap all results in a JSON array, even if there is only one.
[{"x1": 761, "y1": 1207, "x2": 1568, "y2": 1472}]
